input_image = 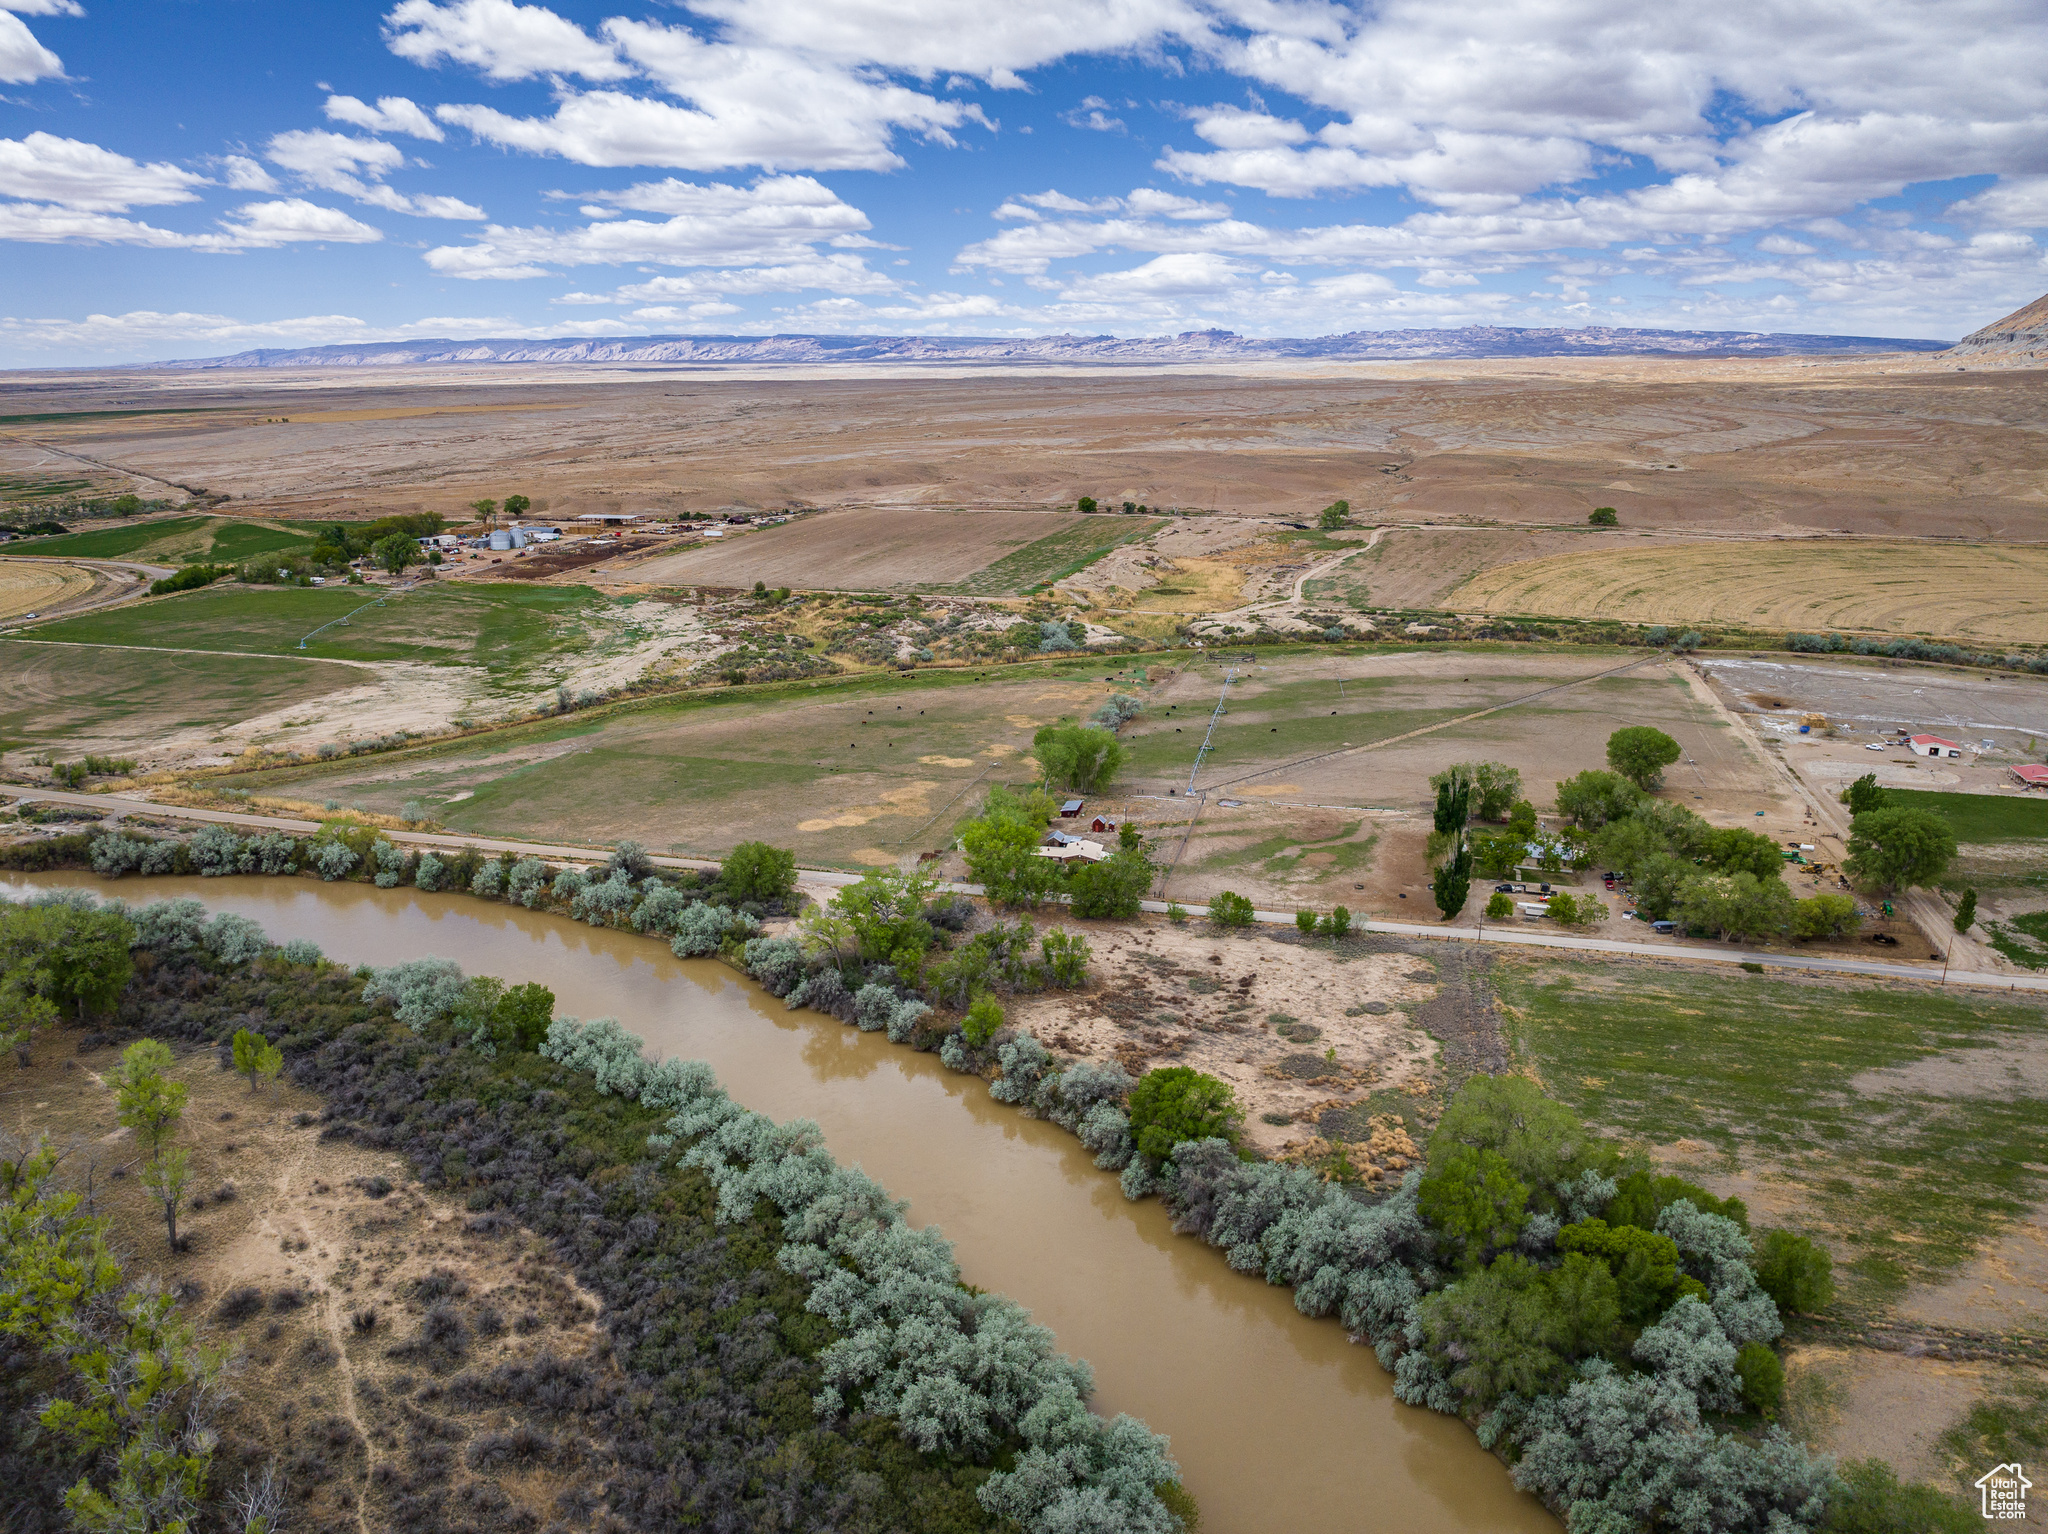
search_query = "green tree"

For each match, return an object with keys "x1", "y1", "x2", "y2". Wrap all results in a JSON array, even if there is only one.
[
  {"x1": 1677, "y1": 870, "x2": 1794, "y2": 942},
  {"x1": 1418, "y1": 1252, "x2": 1619, "y2": 1407},
  {"x1": 1430, "y1": 1075, "x2": 1616, "y2": 1197},
  {"x1": 1485, "y1": 891, "x2": 1513, "y2": 920},
  {"x1": 468, "y1": 497, "x2": 498, "y2": 523},
  {"x1": 1039, "y1": 930, "x2": 1091, "y2": 988},
  {"x1": 1753, "y1": 1229, "x2": 1835, "y2": 1314},
  {"x1": 1588, "y1": 506, "x2": 1618, "y2": 525},
  {"x1": 721, "y1": 840, "x2": 797, "y2": 902},
  {"x1": 1432, "y1": 840, "x2": 1471, "y2": 920},
  {"x1": 1606, "y1": 725, "x2": 1683, "y2": 789},
  {"x1": 491, "y1": 981, "x2": 556, "y2": 1051},
  {"x1": 139, "y1": 1146, "x2": 191, "y2": 1250},
  {"x1": 1846, "y1": 806, "x2": 1957, "y2": 891},
  {"x1": 962, "y1": 992, "x2": 1005, "y2": 1047},
  {"x1": 1431, "y1": 766, "x2": 1474, "y2": 834},
  {"x1": 1076, "y1": 496, "x2": 1097, "y2": 513},
  {"x1": 1953, "y1": 888, "x2": 1978, "y2": 933},
  {"x1": 230, "y1": 1028, "x2": 283, "y2": 1093},
  {"x1": 501, "y1": 493, "x2": 530, "y2": 517},
  {"x1": 1317, "y1": 904, "x2": 1351, "y2": 938},
  {"x1": 1735, "y1": 1342, "x2": 1784, "y2": 1417},
  {"x1": 1630, "y1": 851, "x2": 1695, "y2": 921},
  {"x1": 113, "y1": 1040, "x2": 185, "y2": 1160},
  {"x1": 1790, "y1": 893, "x2": 1860, "y2": 941},
  {"x1": 1470, "y1": 829, "x2": 1523, "y2": 880},
  {"x1": 802, "y1": 865, "x2": 939, "y2": 969},
  {"x1": 962, "y1": 786, "x2": 1063, "y2": 907},
  {"x1": 1703, "y1": 826, "x2": 1788, "y2": 881},
  {"x1": 0, "y1": 904, "x2": 134, "y2": 1023},
  {"x1": 1033, "y1": 723, "x2": 1129, "y2": 792},
  {"x1": 1841, "y1": 772, "x2": 1889, "y2": 815},
  {"x1": 1469, "y1": 762, "x2": 1522, "y2": 821},
  {"x1": 1556, "y1": 1218, "x2": 1691, "y2": 1322},
  {"x1": 1505, "y1": 799, "x2": 1540, "y2": 837},
  {"x1": 41, "y1": 1284, "x2": 227, "y2": 1532},
  {"x1": 1207, "y1": 890, "x2": 1254, "y2": 927},
  {"x1": 2, "y1": 969, "x2": 59, "y2": 1067},
  {"x1": 1418, "y1": 1144, "x2": 1531, "y2": 1266},
  {"x1": 1317, "y1": 499, "x2": 1350, "y2": 530},
  {"x1": 1069, "y1": 847, "x2": 1152, "y2": 919},
  {"x1": 373, "y1": 533, "x2": 422, "y2": 574},
  {"x1": 1128, "y1": 1067, "x2": 1243, "y2": 1167},
  {"x1": 1295, "y1": 909, "x2": 1318, "y2": 935},
  {"x1": 1554, "y1": 769, "x2": 1642, "y2": 829}
]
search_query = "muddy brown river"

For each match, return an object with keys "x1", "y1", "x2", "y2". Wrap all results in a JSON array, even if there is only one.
[{"x1": 9, "y1": 872, "x2": 1555, "y2": 1534}]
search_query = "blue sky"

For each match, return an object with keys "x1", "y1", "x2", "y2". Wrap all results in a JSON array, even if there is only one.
[{"x1": 1, "y1": 0, "x2": 2044, "y2": 365}]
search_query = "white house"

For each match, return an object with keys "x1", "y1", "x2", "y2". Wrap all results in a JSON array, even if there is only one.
[{"x1": 1908, "y1": 734, "x2": 1963, "y2": 758}]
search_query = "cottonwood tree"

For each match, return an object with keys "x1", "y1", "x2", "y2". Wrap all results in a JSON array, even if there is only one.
[
  {"x1": 230, "y1": 1028, "x2": 283, "y2": 1093},
  {"x1": 1033, "y1": 723, "x2": 1128, "y2": 793},
  {"x1": 113, "y1": 1040, "x2": 186, "y2": 1160},
  {"x1": 1846, "y1": 806, "x2": 1956, "y2": 891},
  {"x1": 1606, "y1": 726, "x2": 1683, "y2": 789}
]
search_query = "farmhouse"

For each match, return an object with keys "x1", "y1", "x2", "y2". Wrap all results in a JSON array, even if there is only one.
[
  {"x1": 1036, "y1": 839, "x2": 1107, "y2": 863},
  {"x1": 1908, "y1": 734, "x2": 1964, "y2": 758},
  {"x1": 2012, "y1": 764, "x2": 2048, "y2": 788}
]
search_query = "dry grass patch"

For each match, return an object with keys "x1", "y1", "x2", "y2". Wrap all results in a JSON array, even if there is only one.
[{"x1": 1451, "y1": 540, "x2": 2048, "y2": 645}]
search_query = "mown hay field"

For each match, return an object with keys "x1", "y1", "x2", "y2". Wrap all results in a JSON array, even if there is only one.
[
  {"x1": 624, "y1": 507, "x2": 1156, "y2": 594},
  {"x1": 0, "y1": 557, "x2": 92, "y2": 619},
  {"x1": 1449, "y1": 540, "x2": 2048, "y2": 645}
]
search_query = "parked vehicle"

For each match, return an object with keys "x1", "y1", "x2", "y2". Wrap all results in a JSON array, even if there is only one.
[{"x1": 1650, "y1": 920, "x2": 1677, "y2": 934}]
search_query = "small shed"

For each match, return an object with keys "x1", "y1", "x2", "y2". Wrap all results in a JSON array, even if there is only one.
[
  {"x1": 1909, "y1": 734, "x2": 1964, "y2": 758},
  {"x1": 1059, "y1": 799, "x2": 1084, "y2": 818},
  {"x1": 1089, "y1": 814, "x2": 1119, "y2": 834},
  {"x1": 2011, "y1": 765, "x2": 2048, "y2": 789}
]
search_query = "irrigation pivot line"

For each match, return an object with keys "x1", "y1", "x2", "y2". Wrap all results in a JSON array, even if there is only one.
[
  {"x1": 297, "y1": 592, "x2": 395, "y2": 650},
  {"x1": 1187, "y1": 665, "x2": 1238, "y2": 794}
]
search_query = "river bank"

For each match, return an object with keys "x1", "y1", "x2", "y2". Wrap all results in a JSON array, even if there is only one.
[{"x1": 3, "y1": 869, "x2": 1559, "y2": 1534}]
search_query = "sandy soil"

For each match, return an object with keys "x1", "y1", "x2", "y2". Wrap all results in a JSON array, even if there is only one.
[
  {"x1": 7, "y1": 1030, "x2": 614, "y2": 1534},
  {"x1": 6, "y1": 358, "x2": 2044, "y2": 544},
  {"x1": 1783, "y1": 1344, "x2": 2044, "y2": 1509},
  {"x1": 1009, "y1": 917, "x2": 1437, "y2": 1165},
  {"x1": 1059, "y1": 517, "x2": 1276, "y2": 600}
]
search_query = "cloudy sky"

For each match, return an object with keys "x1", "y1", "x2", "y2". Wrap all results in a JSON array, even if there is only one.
[{"x1": 2, "y1": 0, "x2": 2043, "y2": 364}]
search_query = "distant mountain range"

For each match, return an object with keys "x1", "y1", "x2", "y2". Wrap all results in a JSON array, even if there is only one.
[{"x1": 154, "y1": 323, "x2": 1954, "y2": 370}]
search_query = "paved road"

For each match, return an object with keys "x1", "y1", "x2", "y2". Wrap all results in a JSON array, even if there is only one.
[{"x1": 10, "y1": 784, "x2": 2043, "y2": 996}]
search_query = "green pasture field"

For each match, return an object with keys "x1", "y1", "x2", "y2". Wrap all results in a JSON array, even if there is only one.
[
  {"x1": 1885, "y1": 788, "x2": 2048, "y2": 842},
  {"x1": 0, "y1": 639, "x2": 362, "y2": 750},
  {"x1": 1496, "y1": 959, "x2": 2048, "y2": 1303},
  {"x1": 925, "y1": 517, "x2": 1161, "y2": 596},
  {"x1": 26, "y1": 582, "x2": 613, "y2": 687},
  {"x1": 5, "y1": 515, "x2": 314, "y2": 566}
]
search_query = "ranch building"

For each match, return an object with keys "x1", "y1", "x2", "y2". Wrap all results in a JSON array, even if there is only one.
[{"x1": 1908, "y1": 734, "x2": 1964, "y2": 758}]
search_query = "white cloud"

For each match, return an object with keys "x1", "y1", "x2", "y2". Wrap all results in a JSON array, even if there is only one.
[
  {"x1": 1947, "y1": 177, "x2": 2048, "y2": 228},
  {"x1": 219, "y1": 155, "x2": 279, "y2": 192},
  {"x1": 0, "y1": 3, "x2": 87, "y2": 16},
  {"x1": 1186, "y1": 107, "x2": 1306, "y2": 152},
  {"x1": 0, "y1": 11, "x2": 62, "y2": 83},
  {"x1": 1756, "y1": 233, "x2": 1817, "y2": 255},
  {"x1": 383, "y1": 0, "x2": 632, "y2": 81},
  {"x1": 265, "y1": 128, "x2": 482, "y2": 218},
  {"x1": 323, "y1": 93, "x2": 445, "y2": 141},
  {"x1": 0, "y1": 133, "x2": 206, "y2": 210},
  {"x1": 1056, "y1": 251, "x2": 1256, "y2": 299},
  {"x1": 423, "y1": 173, "x2": 870, "y2": 277},
  {"x1": 220, "y1": 199, "x2": 384, "y2": 245}
]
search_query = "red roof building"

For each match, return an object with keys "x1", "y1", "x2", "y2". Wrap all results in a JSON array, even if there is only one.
[
  {"x1": 2012, "y1": 765, "x2": 2048, "y2": 787},
  {"x1": 1908, "y1": 734, "x2": 1964, "y2": 758}
]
